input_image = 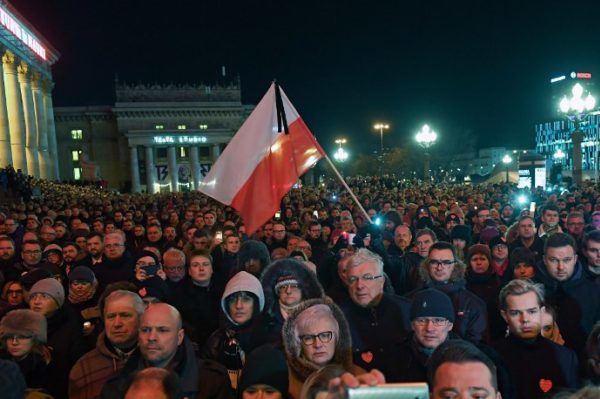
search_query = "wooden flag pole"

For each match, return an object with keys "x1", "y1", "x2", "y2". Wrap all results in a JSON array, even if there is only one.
[{"x1": 322, "y1": 154, "x2": 373, "y2": 225}]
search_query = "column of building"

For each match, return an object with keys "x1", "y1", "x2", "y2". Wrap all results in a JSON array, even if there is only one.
[
  {"x1": 31, "y1": 72, "x2": 49, "y2": 179},
  {"x1": 0, "y1": 54, "x2": 12, "y2": 168},
  {"x1": 145, "y1": 146, "x2": 156, "y2": 194},
  {"x1": 130, "y1": 146, "x2": 141, "y2": 193},
  {"x1": 18, "y1": 62, "x2": 40, "y2": 178},
  {"x1": 189, "y1": 146, "x2": 201, "y2": 189},
  {"x1": 42, "y1": 80, "x2": 59, "y2": 180},
  {"x1": 167, "y1": 146, "x2": 178, "y2": 192},
  {"x1": 2, "y1": 51, "x2": 27, "y2": 174}
]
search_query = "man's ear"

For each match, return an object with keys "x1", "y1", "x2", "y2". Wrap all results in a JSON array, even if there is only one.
[
  {"x1": 500, "y1": 309, "x2": 507, "y2": 323},
  {"x1": 177, "y1": 328, "x2": 184, "y2": 346}
]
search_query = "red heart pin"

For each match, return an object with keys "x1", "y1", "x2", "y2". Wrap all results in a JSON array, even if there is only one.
[
  {"x1": 138, "y1": 287, "x2": 147, "y2": 298},
  {"x1": 361, "y1": 351, "x2": 373, "y2": 364},
  {"x1": 539, "y1": 379, "x2": 553, "y2": 393}
]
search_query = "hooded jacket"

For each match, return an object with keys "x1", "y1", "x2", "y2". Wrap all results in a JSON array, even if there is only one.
[
  {"x1": 533, "y1": 259, "x2": 600, "y2": 356},
  {"x1": 236, "y1": 240, "x2": 271, "y2": 278},
  {"x1": 261, "y1": 259, "x2": 324, "y2": 344},
  {"x1": 282, "y1": 298, "x2": 357, "y2": 399}
]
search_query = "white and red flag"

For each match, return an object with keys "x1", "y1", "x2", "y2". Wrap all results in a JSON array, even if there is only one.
[{"x1": 198, "y1": 83, "x2": 326, "y2": 234}]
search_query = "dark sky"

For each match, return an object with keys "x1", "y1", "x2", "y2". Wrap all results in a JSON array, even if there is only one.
[{"x1": 10, "y1": 0, "x2": 600, "y2": 156}]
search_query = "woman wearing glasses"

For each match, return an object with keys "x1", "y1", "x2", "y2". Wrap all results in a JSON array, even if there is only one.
[
  {"x1": 282, "y1": 297, "x2": 362, "y2": 399},
  {"x1": 0, "y1": 309, "x2": 50, "y2": 390}
]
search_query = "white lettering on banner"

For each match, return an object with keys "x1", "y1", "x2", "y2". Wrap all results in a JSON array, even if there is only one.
[
  {"x1": 153, "y1": 136, "x2": 207, "y2": 144},
  {"x1": 155, "y1": 163, "x2": 212, "y2": 182},
  {"x1": 0, "y1": 6, "x2": 47, "y2": 60}
]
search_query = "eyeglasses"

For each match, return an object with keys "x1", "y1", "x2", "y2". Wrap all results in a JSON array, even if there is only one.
[
  {"x1": 136, "y1": 261, "x2": 157, "y2": 267},
  {"x1": 347, "y1": 274, "x2": 383, "y2": 285},
  {"x1": 413, "y1": 317, "x2": 449, "y2": 326},
  {"x1": 277, "y1": 283, "x2": 301, "y2": 292},
  {"x1": 299, "y1": 331, "x2": 334, "y2": 346},
  {"x1": 429, "y1": 259, "x2": 455, "y2": 268},
  {"x1": 105, "y1": 243, "x2": 124, "y2": 249},
  {"x1": 4, "y1": 334, "x2": 33, "y2": 342},
  {"x1": 23, "y1": 250, "x2": 42, "y2": 255},
  {"x1": 273, "y1": 230, "x2": 285, "y2": 233},
  {"x1": 164, "y1": 266, "x2": 184, "y2": 272},
  {"x1": 7, "y1": 289, "x2": 23, "y2": 295}
]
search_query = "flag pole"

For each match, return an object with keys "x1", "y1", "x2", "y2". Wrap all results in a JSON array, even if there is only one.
[{"x1": 322, "y1": 154, "x2": 373, "y2": 225}]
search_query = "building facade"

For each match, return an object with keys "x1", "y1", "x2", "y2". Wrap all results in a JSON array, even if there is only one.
[
  {"x1": 0, "y1": 2, "x2": 60, "y2": 179},
  {"x1": 54, "y1": 81, "x2": 253, "y2": 192}
]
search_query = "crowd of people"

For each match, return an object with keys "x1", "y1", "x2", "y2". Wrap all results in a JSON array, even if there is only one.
[{"x1": 2, "y1": 174, "x2": 600, "y2": 398}]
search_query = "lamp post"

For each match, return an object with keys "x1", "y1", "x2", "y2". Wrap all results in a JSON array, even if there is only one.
[
  {"x1": 373, "y1": 123, "x2": 389, "y2": 155},
  {"x1": 502, "y1": 154, "x2": 512, "y2": 183},
  {"x1": 559, "y1": 83, "x2": 596, "y2": 187},
  {"x1": 334, "y1": 138, "x2": 348, "y2": 175},
  {"x1": 415, "y1": 124, "x2": 437, "y2": 180},
  {"x1": 553, "y1": 148, "x2": 565, "y2": 163}
]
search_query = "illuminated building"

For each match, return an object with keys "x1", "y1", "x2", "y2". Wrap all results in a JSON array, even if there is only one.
[
  {"x1": 54, "y1": 80, "x2": 253, "y2": 192},
  {"x1": 0, "y1": 2, "x2": 60, "y2": 178}
]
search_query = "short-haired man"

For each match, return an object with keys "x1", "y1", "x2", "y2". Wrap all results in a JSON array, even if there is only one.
[
  {"x1": 267, "y1": 221, "x2": 287, "y2": 253},
  {"x1": 86, "y1": 232, "x2": 105, "y2": 266},
  {"x1": 566, "y1": 211, "x2": 586, "y2": 248},
  {"x1": 428, "y1": 340, "x2": 501, "y2": 399},
  {"x1": 94, "y1": 233, "x2": 134, "y2": 291},
  {"x1": 492, "y1": 279, "x2": 578, "y2": 398},
  {"x1": 534, "y1": 232, "x2": 600, "y2": 356},
  {"x1": 390, "y1": 228, "x2": 436, "y2": 295},
  {"x1": 538, "y1": 204, "x2": 562, "y2": 238},
  {"x1": 0, "y1": 236, "x2": 18, "y2": 281},
  {"x1": 15, "y1": 239, "x2": 43, "y2": 274},
  {"x1": 339, "y1": 248, "x2": 410, "y2": 376},
  {"x1": 100, "y1": 303, "x2": 233, "y2": 399},
  {"x1": 508, "y1": 216, "x2": 545, "y2": 260},
  {"x1": 416, "y1": 241, "x2": 487, "y2": 343},
  {"x1": 162, "y1": 248, "x2": 186, "y2": 284},
  {"x1": 388, "y1": 288, "x2": 455, "y2": 382},
  {"x1": 69, "y1": 290, "x2": 145, "y2": 399},
  {"x1": 582, "y1": 230, "x2": 600, "y2": 283}
]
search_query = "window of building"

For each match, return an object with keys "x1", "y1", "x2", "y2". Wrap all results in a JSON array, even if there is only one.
[
  {"x1": 73, "y1": 167, "x2": 82, "y2": 180},
  {"x1": 155, "y1": 124, "x2": 164, "y2": 130},
  {"x1": 177, "y1": 124, "x2": 186, "y2": 130},
  {"x1": 72, "y1": 150, "x2": 80, "y2": 161},
  {"x1": 180, "y1": 147, "x2": 188, "y2": 158},
  {"x1": 199, "y1": 124, "x2": 208, "y2": 130},
  {"x1": 71, "y1": 129, "x2": 83, "y2": 140}
]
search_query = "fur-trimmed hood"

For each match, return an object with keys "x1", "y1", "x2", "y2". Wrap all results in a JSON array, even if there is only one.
[
  {"x1": 282, "y1": 297, "x2": 353, "y2": 382},
  {"x1": 237, "y1": 240, "x2": 271, "y2": 276},
  {"x1": 261, "y1": 258, "x2": 324, "y2": 317}
]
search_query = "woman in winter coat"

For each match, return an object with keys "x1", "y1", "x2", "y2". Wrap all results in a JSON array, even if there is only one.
[
  {"x1": 201, "y1": 271, "x2": 269, "y2": 393},
  {"x1": 0, "y1": 309, "x2": 50, "y2": 390},
  {"x1": 282, "y1": 297, "x2": 363, "y2": 399},
  {"x1": 261, "y1": 258, "x2": 324, "y2": 345}
]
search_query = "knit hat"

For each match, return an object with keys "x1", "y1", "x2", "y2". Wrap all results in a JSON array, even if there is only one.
[
  {"x1": 467, "y1": 244, "x2": 492, "y2": 269},
  {"x1": 19, "y1": 269, "x2": 53, "y2": 290},
  {"x1": 489, "y1": 235, "x2": 507, "y2": 249},
  {"x1": 0, "y1": 309, "x2": 47, "y2": 343},
  {"x1": 239, "y1": 344, "x2": 289, "y2": 398},
  {"x1": 479, "y1": 226, "x2": 500, "y2": 244},
  {"x1": 30, "y1": 278, "x2": 65, "y2": 308},
  {"x1": 42, "y1": 244, "x2": 62, "y2": 256},
  {"x1": 68, "y1": 266, "x2": 96, "y2": 284},
  {"x1": 274, "y1": 275, "x2": 300, "y2": 292},
  {"x1": 510, "y1": 247, "x2": 536, "y2": 267},
  {"x1": 445, "y1": 213, "x2": 461, "y2": 224},
  {"x1": 135, "y1": 250, "x2": 161, "y2": 266},
  {"x1": 450, "y1": 224, "x2": 471, "y2": 243},
  {"x1": 410, "y1": 288, "x2": 455, "y2": 322}
]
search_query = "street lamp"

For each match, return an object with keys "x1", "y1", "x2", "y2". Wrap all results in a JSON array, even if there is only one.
[
  {"x1": 559, "y1": 83, "x2": 596, "y2": 186},
  {"x1": 334, "y1": 138, "x2": 348, "y2": 162},
  {"x1": 502, "y1": 154, "x2": 512, "y2": 183},
  {"x1": 373, "y1": 123, "x2": 389, "y2": 155},
  {"x1": 415, "y1": 124, "x2": 437, "y2": 180},
  {"x1": 553, "y1": 148, "x2": 565, "y2": 162}
]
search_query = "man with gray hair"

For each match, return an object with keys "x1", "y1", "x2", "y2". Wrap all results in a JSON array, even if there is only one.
[
  {"x1": 94, "y1": 232, "x2": 135, "y2": 290},
  {"x1": 339, "y1": 248, "x2": 410, "y2": 376},
  {"x1": 101, "y1": 303, "x2": 233, "y2": 399},
  {"x1": 69, "y1": 290, "x2": 145, "y2": 399},
  {"x1": 162, "y1": 248, "x2": 186, "y2": 284}
]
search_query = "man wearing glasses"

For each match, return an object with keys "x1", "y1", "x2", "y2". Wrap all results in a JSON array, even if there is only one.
[
  {"x1": 387, "y1": 288, "x2": 455, "y2": 382},
  {"x1": 417, "y1": 241, "x2": 487, "y2": 344},
  {"x1": 339, "y1": 248, "x2": 410, "y2": 376},
  {"x1": 534, "y1": 232, "x2": 600, "y2": 358}
]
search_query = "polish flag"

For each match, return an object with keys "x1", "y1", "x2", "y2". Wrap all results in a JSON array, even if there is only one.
[{"x1": 198, "y1": 83, "x2": 326, "y2": 233}]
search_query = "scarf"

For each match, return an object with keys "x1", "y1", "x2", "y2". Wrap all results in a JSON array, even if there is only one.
[
  {"x1": 68, "y1": 279, "x2": 98, "y2": 304},
  {"x1": 279, "y1": 302, "x2": 301, "y2": 320}
]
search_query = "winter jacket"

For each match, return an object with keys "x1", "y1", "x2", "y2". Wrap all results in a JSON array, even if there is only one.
[
  {"x1": 339, "y1": 293, "x2": 411, "y2": 376},
  {"x1": 466, "y1": 270, "x2": 504, "y2": 341},
  {"x1": 387, "y1": 252, "x2": 425, "y2": 295},
  {"x1": 492, "y1": 335, "x2": 579, "y2": 399},
  {"x1": 101, "y1": 337, "x2": 234, "y2": 399},
  {"x1": 0, "y1": 349, "x2": 47, "y2": 389},
  {"x1": 533, "y1": 260, "x2": 600, "y2": 356},
  {"x1": 68, "y1": 331, "x2": 135, "y2": 399}
]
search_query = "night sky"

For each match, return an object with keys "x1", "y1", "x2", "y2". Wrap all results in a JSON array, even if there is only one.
[{"x1": 10, "y1": 0, "x2": 600, "y2": 156}]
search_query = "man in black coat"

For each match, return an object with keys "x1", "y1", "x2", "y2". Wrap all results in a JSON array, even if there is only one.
[
  {"x1": 492, "y1": 279, "x2": 578, "y2": 398},
  {"x1": 101, "y1": 303, "x2": 233, "y2": 399},
  {"x1": 533, "y1": 232, "x2": 600, "y2": 358},
  {"x1": 94, "y1": 233, "x2": 135, "y2": 291},
  {"x1": 338, "y1": 248, "x2": 411, "y2": 376}
]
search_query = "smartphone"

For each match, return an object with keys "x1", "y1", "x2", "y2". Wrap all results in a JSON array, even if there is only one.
[
  {"x1": 530, "y1": 201, "x2": 536, "y2": 214},
  {"x1": 313, "y1": 210, "x2": 318, "y2": 218},
  {"x1": 143, "y1": 264, "x2": 160, "y2": 277},
  {"x1": 275, "y1": 210, "x2": 281, "y2": 218},
  {"x1": 216, "y1": 231, "x2": 223, "y2": 241},
  {"x1": 348, "y1": 233, "x2": 356, "y2": 245},
  {"x1": 346, "y1": 383, "x2": 428, "y2": 399},
  {"x1": 83, "y1": 321, "x2": 92, "y2": 329}
]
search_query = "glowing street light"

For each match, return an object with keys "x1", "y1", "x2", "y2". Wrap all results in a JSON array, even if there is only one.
[
  {"x1": 334, "y1": 138, "x2": 348, "y2": 163},
  {"x1": 416, "y1": 124, "x2": 438, "y2": 180},
  {"x1": 373, "y1": 123, "x2": 389, "y2": 154},
  {"x1": 553, "y1": 148, "x2": 565, "y2": 162},
  {"x1": 559, "y1": 83, "x2": 596, "y2": 186},
  {"x1": 502, "y1": 154, "x2": 512, "y2": 183}
]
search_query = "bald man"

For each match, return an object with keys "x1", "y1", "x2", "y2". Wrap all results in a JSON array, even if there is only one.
[{"x1": 101, "y1": 303, "x2": 233, "y2": 399}]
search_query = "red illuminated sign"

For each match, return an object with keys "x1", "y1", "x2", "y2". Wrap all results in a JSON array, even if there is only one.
[
  {"x1": 0, "y1": 6, "x2": 46, "y2": 60},
  {"x1": 576, "y1": 72, "x2": 592, "y2": 79}
]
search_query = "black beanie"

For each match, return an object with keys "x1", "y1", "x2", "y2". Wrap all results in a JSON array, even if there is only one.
[
  {"x1": 239, "y1": 344, "x2": 289, "y2": 398},
  {"x1": 410, "y1": 288, "x2": 455, "y2": 322},
  {"x1": 450, "y1": 224, "x2": 471, "y2": 244}
]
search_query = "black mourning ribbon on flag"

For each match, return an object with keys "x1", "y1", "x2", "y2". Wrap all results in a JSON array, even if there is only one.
[{"x1": 274, "y1": 81, "x2": 289, "y2": 134}]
